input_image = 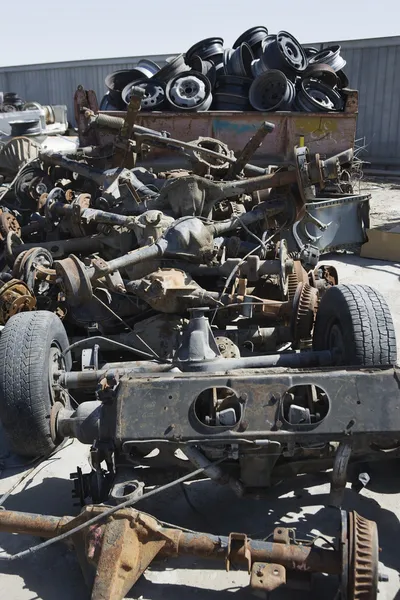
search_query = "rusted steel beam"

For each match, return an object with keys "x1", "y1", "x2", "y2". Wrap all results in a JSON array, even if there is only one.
[
  {"x1": 0, "y1": 507, "x2": 341, "y2": 576},
  {"x1": 0, "y1": 510, "x2": 72, "y2": 537},
  {"x1": 176, "y1": 531, "x2": 341, "y2": 575},
  {"x1": 0, "y1": 506, "x2": 378, "y2": 600}
]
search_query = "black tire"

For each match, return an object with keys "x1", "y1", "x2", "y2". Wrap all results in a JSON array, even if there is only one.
[
  {"x1": 313, "y1": 284, "x2": 397, "y2": 366},
  {"x1": 0, "y1": 311, "x2": 71, "y2": 457}
]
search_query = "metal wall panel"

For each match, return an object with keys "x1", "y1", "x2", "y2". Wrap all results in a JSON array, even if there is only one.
[
  {"x1": 0, "y1": 38, "x2": 399, "y2": 166},
  {"x1": 0, "y1": 54, "x2": 168, "y2": 127},
  {"x1": 320, "y1": 37, "x2": 400, "y2": 166}
]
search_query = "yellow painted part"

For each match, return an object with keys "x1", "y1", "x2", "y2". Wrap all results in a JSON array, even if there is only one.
[{"x1": 294, "y1": 117, "x2": 338, "y2": 134}]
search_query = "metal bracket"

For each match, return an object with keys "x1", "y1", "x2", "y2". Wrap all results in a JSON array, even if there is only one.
[
  {"x1": 250, "y1": 562, "x2": 286, "y2": 593},
  {"x1": 226, "y1": 532, "x2": 251, "y2": 573},
  {"x1": 273, "y1": 526, "x2": 290, "y2": 544}
]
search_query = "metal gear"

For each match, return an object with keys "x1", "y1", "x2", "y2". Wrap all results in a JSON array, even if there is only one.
[
  {"x1": 0, "y1": 278, "x2": 36, "y2": 324},
  {"x1": 348, "y1": 511, "x2": 379, "y2": 600},
  {"x1": 287, "y1": 260, "x2": 308, "y2": 301},
  {"x1": 0, "y1": 212, "x2": 21, "y2": 241},
  {"x1": 291, "y1": 281, "x2": 318, "y2": 341}
]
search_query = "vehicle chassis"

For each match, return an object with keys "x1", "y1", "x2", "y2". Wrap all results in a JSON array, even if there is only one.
[
  {"x1": 57, "y1": 362, "x2": 400, "y2": 502},
  {"x1": 1, "y1": 362, "x2": 399, "y2": 600}
]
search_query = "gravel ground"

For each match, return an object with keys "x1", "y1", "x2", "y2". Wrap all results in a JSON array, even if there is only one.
[{"x1": 0, "y1": 180, "x2": 399, "y2": 600}]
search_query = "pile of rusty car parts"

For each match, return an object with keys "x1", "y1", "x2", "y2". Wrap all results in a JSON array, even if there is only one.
[
  {"x1": 101, "y1": 27, "x2": 350, "y2": 113},
  {"x1": 0, "y1": 99, "x2": 78, "y2": 180},
  {"x1": 0, "y1": 93, "x2": 397, "y2": 600}
]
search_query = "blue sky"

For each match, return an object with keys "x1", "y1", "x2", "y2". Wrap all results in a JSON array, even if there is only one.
[{"x1": 2, "y1": 0, "x2": 399, "y2": 66}]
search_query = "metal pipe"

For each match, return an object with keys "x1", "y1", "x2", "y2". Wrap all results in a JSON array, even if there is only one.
[
  {"x1": 87, "y1": 242, "x2": 162, "y2": 279},
  {"x1": 13, "y1": 235, "x2": 107, "y2": 259},
  {"x1": 81, "y1": 208, "x2": 135, "y2": 228},
  {"x1": 57, "y1": 349, "x2": 333, "y2": 388},
  {"x1": 184, "y1": 258, "x2": 281, "y2": 278},
  {"x1": 0, "y1": 511, "x2": 72, "y2": 537},
  {"x1": 231, "y1": 121, "x2": 275, "y2": 177},
  {"x1": 0, "y1": 509, "x2": 341, "y2": 576},
  {"x1": 212, "y1": 198, "x2": 286, "y2": 235},
  {"x1": 89, "y1": 113, "x2": 167, "y2": 138},
  {"x1": 135, "y1": 132, "x2": 267, "y2": 176},
  {"x1": 57, "y1": 362, "x2": 173, "y2": 388},
  {"x1": 40, "y1": 153, "x2": 107, "y2": 186},
  {"x1": 183, "y1": 446, "x2": 244, "y2": 496},
  {"x1": 176, "y1": 532, "x2": 341, "y2": 575},
  {"x1": 363, "y1": 169, "x2": 400, "y2": 177},
  {"x1": 178, "y1": 350, "x2": 333, "y2": 371}
]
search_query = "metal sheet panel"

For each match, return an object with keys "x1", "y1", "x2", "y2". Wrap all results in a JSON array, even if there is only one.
[
  {"x1": 95, "y1": 108, "x2": 357, "y2": 168},
  {"x1": 320, "y1": 37, "x2": 400, "y2": 166}
]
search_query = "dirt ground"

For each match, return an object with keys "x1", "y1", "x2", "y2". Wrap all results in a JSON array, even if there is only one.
[{"x1": 0, "y1": 179, "x2": 399, "y2": 600}]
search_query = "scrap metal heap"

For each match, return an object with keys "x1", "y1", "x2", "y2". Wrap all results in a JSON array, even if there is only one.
[
  {"x1": 0, "y1": 92, "x2": 397, "y2": 600},
  {"x1": 100, "y1": 27, "x2": 351, "y2": 113},
  {"x1": 0, "y1": 93, "x2": 355, "y2": 345}
]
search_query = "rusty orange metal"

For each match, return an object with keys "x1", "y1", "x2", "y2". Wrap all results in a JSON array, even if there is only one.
[
  {"x1": 98, "y1": 90, "x2": 358, "y2": 166},
  {"x1": 0, "y1": 505, "x2": 352, "y2": 600}
]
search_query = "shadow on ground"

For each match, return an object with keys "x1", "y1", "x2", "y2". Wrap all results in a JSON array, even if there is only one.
[{"x1": 323, "y1": 252, "x2": 400, "y2": 277}]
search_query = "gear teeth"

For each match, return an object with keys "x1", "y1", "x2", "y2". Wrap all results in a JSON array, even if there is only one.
[
  {"x1": 352, "y1": 512, "x2": 378, "y2": 600},
  {"x1": 287, "y1": 273, "x2": 299, "y2": 301},
  {"x1": 294, "y1": 282, "x2": 318, "y2": 341},
  {"x1": 287, "y1": 260, "x2": 308, "y2": 301}
]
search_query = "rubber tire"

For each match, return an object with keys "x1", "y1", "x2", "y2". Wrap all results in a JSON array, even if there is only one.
[
  {"x1": 313, "y1": 284, "x2": 397, "y2": 366},
  {"x1": 0, "y1": 311, "x2": 71, "y2": 458}
]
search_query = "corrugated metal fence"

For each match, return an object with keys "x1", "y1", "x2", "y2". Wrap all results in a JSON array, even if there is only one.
[
  {"x1": 323, "y1": 36, "x2": 400, "y2": 167},
  {"x1": 0, "y1": 36, "x2": 399, "y2": 167},
  {"x1": 0, "y1": 53, "x2": 168, "y2": 125}
]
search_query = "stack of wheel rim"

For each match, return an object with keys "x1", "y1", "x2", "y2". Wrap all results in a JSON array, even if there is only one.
[{"x1": 100, "y1": 28, "x2": 349, "y2": 113}]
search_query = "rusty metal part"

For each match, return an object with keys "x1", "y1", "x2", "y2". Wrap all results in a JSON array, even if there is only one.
[
  {"x1": 0, "y1": 212, "x2": 21, "y2": 241},
  {"x1": 348, "y1": 512, "x2": 379, "y2": 600},
  {"x1": 0, "y1": 278, "x2": 36, "y2": 324},
  {"x1": 189, "y1": 136, "x2": 234, "y2": 177},
  {"x1": 112, "y1": 90, "x2": 143, "y2": 169},
  {"x1": 251, "y1": 562, "x2": 286, "y2": 592},
  {"x1": 215, "y1": 336, "x2": 241, "y2": 358},
  {"x1": 287, "y1": 260, "x2": 308, "y2": 301},
  {"x1": 54, "y1": 254, "x2": 93, "y2": 306},
  {"x1": 292, "y1": 282, "x2": 318, "y2": 341},
  {"x1": 126, "y1": 268, "x2": 219, "y2": 313},
  {"x1": 226, "y1": 532, "x2": 251, "y2": 572},
  {"x1": 230, "y1": 121, "x2": 275, "y2": 177},
  {"x1": 250, "y1": 297, "x2": 292, "y2": 320},
  {"x1": 0, "y1": 505, "x2": 359, "y2": 600},
  {"x1": 92, "y1": 87, "x2": 357, "y2": 167},
  {"x1": 74, "y1": 85, "x2": 100, "y2": 146}
]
